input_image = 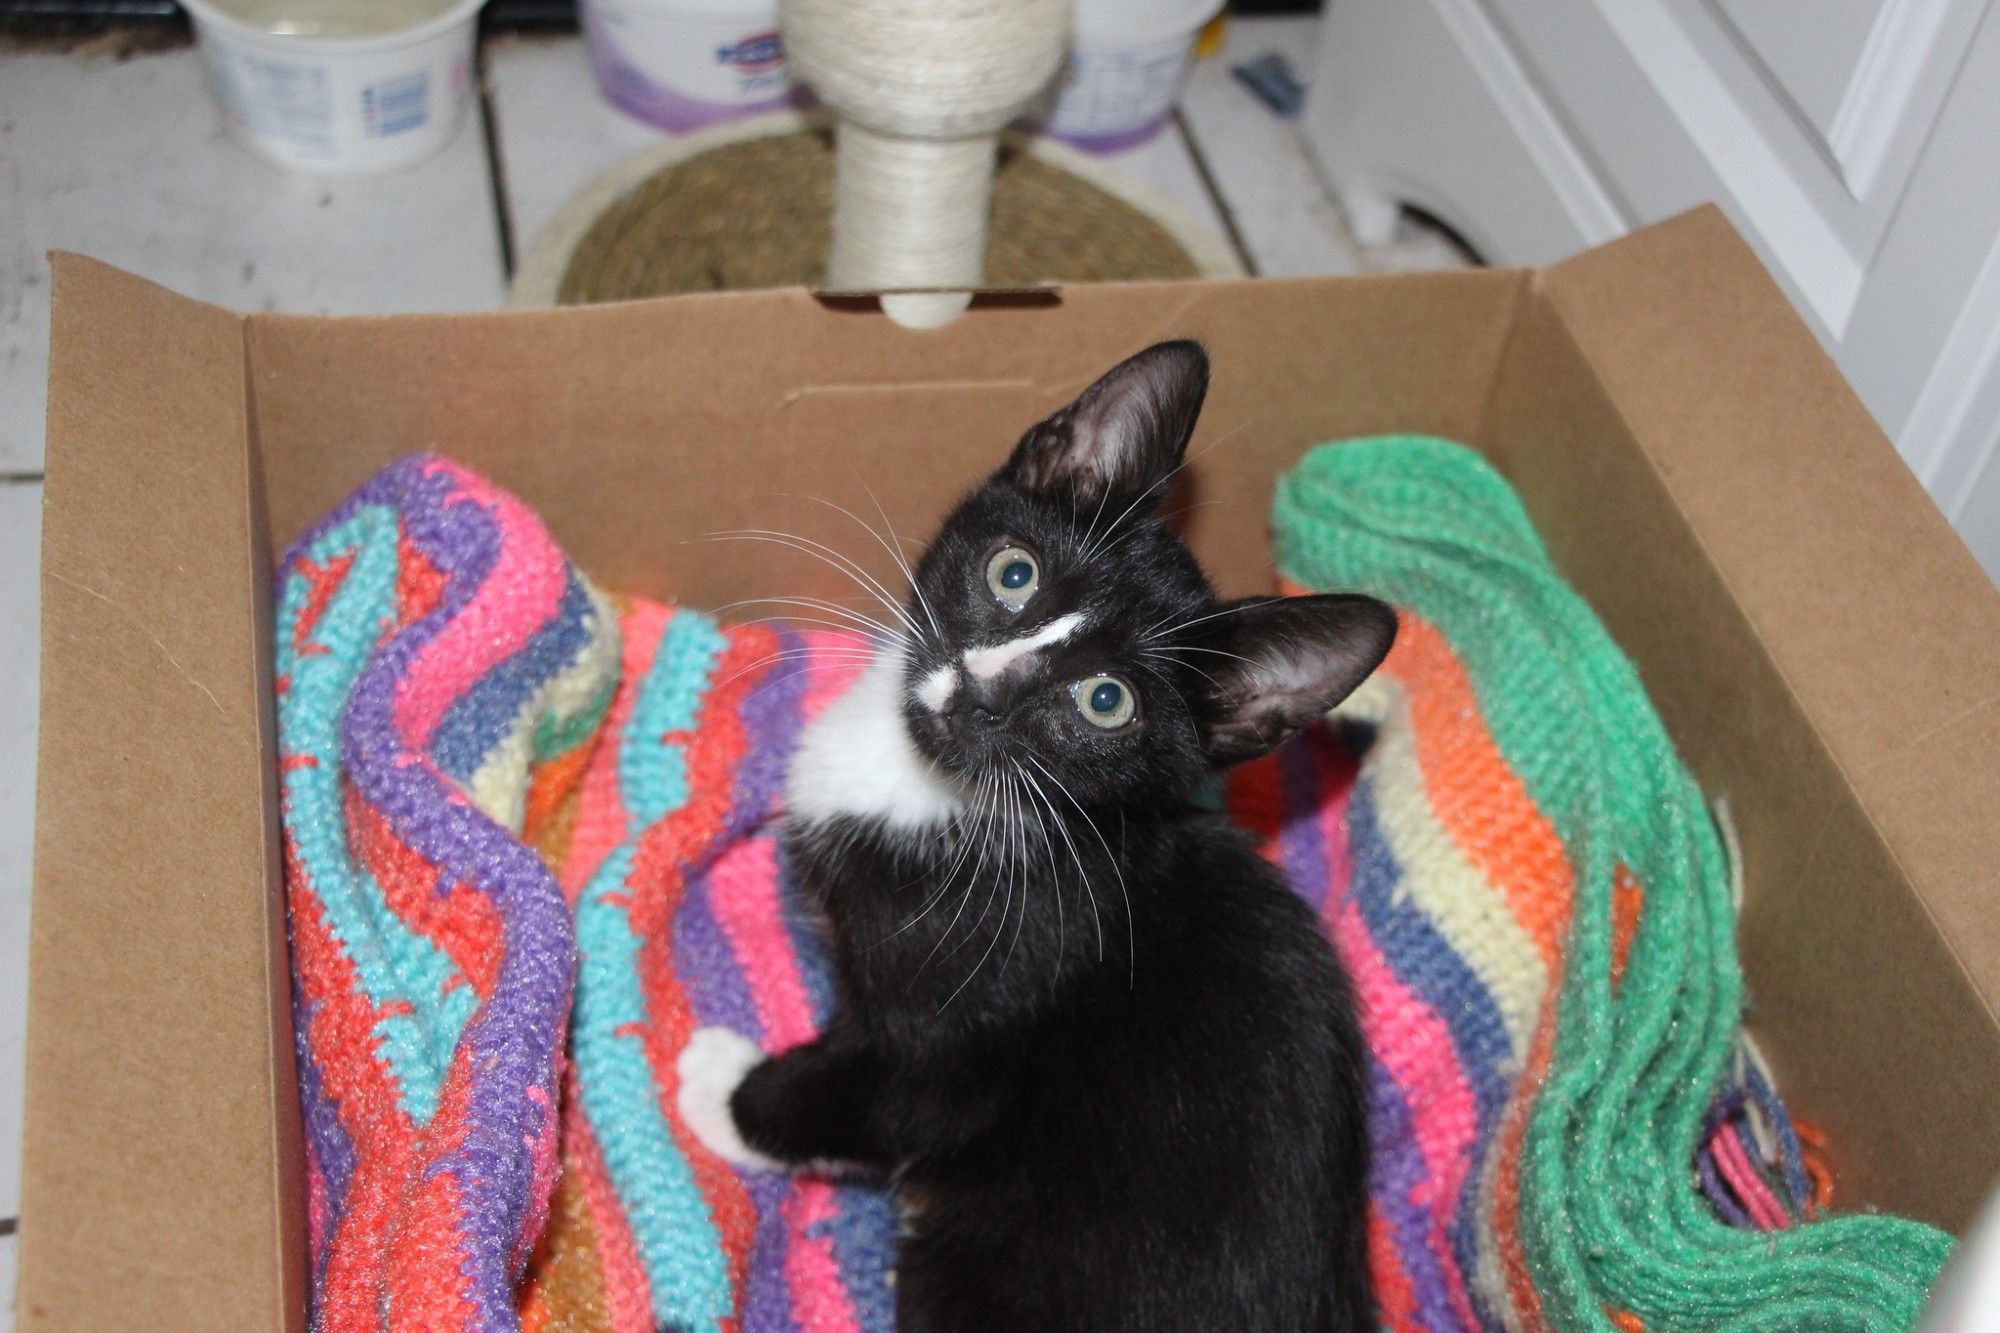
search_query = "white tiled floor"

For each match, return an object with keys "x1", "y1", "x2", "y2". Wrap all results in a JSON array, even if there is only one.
[
  {"x1": 1178, "y1": 17, "x2": 1469, "y2": 276},
  {"x1": 0, "y1": 21, "x2": 1467, "y2": 1327},
  {"x1": 0, "y1": 49, "x2": 508, "y2": 477},
  {"x1": 0, "y1": 483, "x2": 32, "y2": 1234}
]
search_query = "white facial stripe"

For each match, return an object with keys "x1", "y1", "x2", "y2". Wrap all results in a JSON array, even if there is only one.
[
  {"x1": 917, "y1": 664, "x2": 958, "y2": 714},
  {"x1": 962, "y1": 611, "x2": 1086, "y2": 681}
]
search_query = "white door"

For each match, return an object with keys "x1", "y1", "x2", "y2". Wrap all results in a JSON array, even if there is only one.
[{"x1": 1305, "y1": 0, "x2": 2000, "y2": 578}]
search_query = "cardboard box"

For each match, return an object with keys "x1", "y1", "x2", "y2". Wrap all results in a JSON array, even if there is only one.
[{"x1": 20, "y1": 207, "x2": 2000, "y2": 1330}]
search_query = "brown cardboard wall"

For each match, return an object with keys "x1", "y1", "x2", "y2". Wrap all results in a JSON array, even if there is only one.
[
  {"x1": 1483, "y1": 211, "x2": 2000, "y2": 1229},
  {"x1": 1482, "y1": 284, "x2": 2000, "y2": 1230},
  {"x1": 22, "y1": 259, "x2": 305, "y2": 1329},
  {"x1": 242, "y1": 272, "x2": 1525, "y2": 602},
  {"x1": 22, "y1": 213, "x2": 2000, "y2": 1330}
]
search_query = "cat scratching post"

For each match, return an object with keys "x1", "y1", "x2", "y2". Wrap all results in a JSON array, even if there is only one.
[{"x1": 781, "y1": 0, "x2": 1070, "y2": 330}]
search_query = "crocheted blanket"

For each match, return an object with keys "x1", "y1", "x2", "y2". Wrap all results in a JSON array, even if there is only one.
[
  {"x1": 277, "y1": 449, "x2": 1948, "y2": 1333},
  {"x1": 1272, "y1": 436, "x2": 1951, "y2": 1330}
]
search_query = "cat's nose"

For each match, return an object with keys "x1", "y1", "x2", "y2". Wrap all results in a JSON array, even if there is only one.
[
  {"x1": 950, "y1": 698, "x2": 1006, "y2": 729},
  {"x1": 945, "y1": 683, "x2": 1008, "y2": 729}
]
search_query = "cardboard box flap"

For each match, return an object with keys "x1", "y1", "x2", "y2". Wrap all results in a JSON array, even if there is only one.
[
  {"x1": 1536, "y1": 208, "x2": 2000, "y2": 1024},
  {"x1": 22, "y1": 256, "x2": 303, "y2": 1329},
  {"x1": 240, "y1": 267, "x2": 1526, "y2": 605}
]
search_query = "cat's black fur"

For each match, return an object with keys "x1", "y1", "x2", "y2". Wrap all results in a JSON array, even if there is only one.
[{"x1": 729, "y1": 342, "x2": 1391, "y2": 1331}]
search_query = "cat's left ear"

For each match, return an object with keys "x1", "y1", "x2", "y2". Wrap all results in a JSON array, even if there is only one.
[
  {"x1": 1005, "y1": 340, "x2": 1209, "y2": 506},
  {"x1": 1188, "y1": 594, "x2": 1398, "y2": 766}
]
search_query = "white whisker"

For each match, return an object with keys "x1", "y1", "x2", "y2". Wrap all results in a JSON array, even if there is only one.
[
  {"x1": 1146, "y1": 643, "x2": 1261, "y2": 669},
  {"x1": 782, "y1": 488, "x2": 943, "y2": 646},
  {"x1": 711, "y1": 594, "x2": 903, "y2": 641},
  {"x1": 1079, "y1": 417, "x2": 1252, "y2": 565},
  {"x1": 1022, "y1": 753, "x2": 1127, "y2": 981},
  {"x1": 922, "y1": 769, "x2": 1004, "y2": 974},
  {"x1": 701, "y1": 529, "x2": 926, "y2": 643},
  {"x1": 877, "y1": 769, "x2": 993, "y2": 946},
  {"x1": 1016, "y1": 760, "x2": 1089, "y2": 977},
  {"x1": 942, "y1": 769, "x2": 1023, "y2": 1011},
  {"x1": 857, "y1": 478, "x2": 943, "y2": 645},
  {"x1": 1139, "y1": 598, "x2": 1265, "y2": 645},
  {"x1": 711, "y1": 647, "x2": 880, "y2": 689}
]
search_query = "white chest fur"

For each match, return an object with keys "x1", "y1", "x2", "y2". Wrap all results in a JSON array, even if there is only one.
[{"x1": 786, "y1": 647, "x2": 963, "y2": 830}]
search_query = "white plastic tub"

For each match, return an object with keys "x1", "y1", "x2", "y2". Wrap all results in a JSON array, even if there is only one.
[
  {"x1": 1041, "y1": 0, "x2": 1225, "y2": 152},
  {"x1": 183, "y1": 0, "x2": 484, "y2": 175},
  {"x1": 580, "y1": 0, "x2": 799, "y2": 132}
]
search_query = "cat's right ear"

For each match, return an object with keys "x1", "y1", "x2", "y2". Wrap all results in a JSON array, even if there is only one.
[
  {"x1": 1004, "y1": 341, "x2": 1209, "y2": 508},
  {"x1": 1187, "y1": 594, "x2": 1398, "y2": 766}
]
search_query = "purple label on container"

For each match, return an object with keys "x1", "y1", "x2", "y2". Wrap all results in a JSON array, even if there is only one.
[{"x1": 715, "y1": 30, "x2": 783, "y2": 73}]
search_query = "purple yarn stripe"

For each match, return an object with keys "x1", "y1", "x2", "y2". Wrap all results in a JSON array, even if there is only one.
[
  {"x1": 730, "y1": 634, "x2": 810, "y2": 842},
  {"x1": 757, "y1": 650, "x2": 901, "y2": 1326},
  {"x1": 1277, "y1": 727, "x2": 1332, "y2": 913},
  {"x1": 1697, "y1": 1145, "x2": 1752, "y2": 1228},
  {"x1": 291, "y1": 972, "x2": 351, "y2": 1296},
  {"x1": 332, "y1": 459, "x2": 575, "y2": 1331},
  {"x1": 1368, "y1": 1054, "x2": 1465, "y2": 1332},
  {"x1": 726, "y1": 638, "x2": 833, "y2": 1333},
  {"x1": 740, "y1": 1171, "x2": 802, "y2": 1333},
  {"x1": 678, "y1": 869, "x2": 798, "y2": 1332},
  {"x1": 678, "y1": 873, "x2": 763, "y2": 1040}
]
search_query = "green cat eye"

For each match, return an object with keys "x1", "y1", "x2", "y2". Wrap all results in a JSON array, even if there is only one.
[
  {"x1": 986, "y1": 545, "x2": 1040, "y2": 610},
  {"x1": 1073, "y1": 674, "x2": 1137, "y2": 729}
]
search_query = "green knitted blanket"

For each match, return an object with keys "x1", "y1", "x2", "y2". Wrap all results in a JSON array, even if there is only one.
[{"x1": 1273, "y1": 436, "x2": 1952, "y2": 1331}]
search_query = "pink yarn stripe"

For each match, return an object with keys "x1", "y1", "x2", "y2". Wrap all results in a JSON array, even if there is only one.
[
  {"x1": 1714, "y1": 1122, "x2": 1789, "y2": 1232},
  {"x1": 798, "y1": 632, "x2": 868, "y2": 719},
  {"x1": 306, "y1": 1143, "x2": 330, "y2": 1264},
  {"x1": 783, "y1": 1185, "x2": 862, "y2": 1333},
  {"x1": 562, "y1": 603, "x2": 673, "y2": 899},
  {"x1": 1315, "y1": 729, "x2": 1357, "y2": 910},
  {"x1": 1315, "y1": 741, "x2": 1482, "y2": 1331},
  {"x1": 1318, "y1": 748, "x2": 1480, "y2": 1222},
  {"x1": 706, "y1": 742, "x2": 863, "y2": 1331},
  {"x1": 709, "y1": 836, "x2": 819, "y2": 1051},
  {"x1": 1333, "y1": 899, "x2": 1480, "y2": 1231},
  {"x1": 1336, "y1": 898, "x2": 1484, "y2": 1330},
  {"x1": 552, "y1": 599, "x2": 672, "y2": 1332},
  {"x1": 393, "y1": 467, "x2": 569, "y2": 744}
]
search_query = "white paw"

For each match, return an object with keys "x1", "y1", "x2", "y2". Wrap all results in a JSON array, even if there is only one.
[{"x1": 676, "y1": 1026, "x2": 785, "y2": 1172}]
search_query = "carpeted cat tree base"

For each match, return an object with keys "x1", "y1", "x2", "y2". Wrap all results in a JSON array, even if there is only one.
[{"x1": 509, "y1": 112, "x2": 1245, "y2": 308}]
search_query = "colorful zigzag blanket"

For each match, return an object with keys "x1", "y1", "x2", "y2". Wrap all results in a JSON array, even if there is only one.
[{"x1": 277, "y1": 448, "x2": 1949, "y2": 1333}]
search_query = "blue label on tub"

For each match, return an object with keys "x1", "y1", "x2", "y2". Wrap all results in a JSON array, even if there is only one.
[
  {"x1": 715, "y1": 31, "x2": 783, "y2": 73},
  {"x1": 362, "y1": 71, "x2": 431, "y2": 137}
]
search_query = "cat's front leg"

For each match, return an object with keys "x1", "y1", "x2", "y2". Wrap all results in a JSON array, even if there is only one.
[{"x1": 677, "y1": 1025, "x2": 891, "y2": 1172}]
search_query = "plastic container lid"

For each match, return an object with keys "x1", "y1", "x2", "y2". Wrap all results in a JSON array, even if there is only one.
[
  {"x1": 614, "y1": 0, "x2": 772, "y2": 16},
  {"x1": 184, "y1": 0, "x2": 482, "y2": 51},
  {"x1": 1072, "y1": 0, "x2": 1225, "y2": 44}
]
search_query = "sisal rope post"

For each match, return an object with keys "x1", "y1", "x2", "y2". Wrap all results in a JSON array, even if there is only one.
[{"x1": 780, "y1": 0, "x2": 1070, "y2": 329}]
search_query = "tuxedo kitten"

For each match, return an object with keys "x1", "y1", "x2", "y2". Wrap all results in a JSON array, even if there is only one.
[{"x1": 680, "y1": 342, "x2": 1391, "y2": 1331}]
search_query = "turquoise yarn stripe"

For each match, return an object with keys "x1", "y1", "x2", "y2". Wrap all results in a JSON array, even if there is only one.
[{"x1": 1274, "y1": 436, "x2": 1952, "y2": 1331}]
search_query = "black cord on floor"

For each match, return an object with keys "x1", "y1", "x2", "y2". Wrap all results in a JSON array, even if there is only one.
[{"x1": 1172, "y1": 107, "x2": 1259, "y2": 278}]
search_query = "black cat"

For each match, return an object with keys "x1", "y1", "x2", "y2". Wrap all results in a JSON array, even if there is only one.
[{"x1": 679, "y1": 341, "x2": 1391, "y2": 1331}]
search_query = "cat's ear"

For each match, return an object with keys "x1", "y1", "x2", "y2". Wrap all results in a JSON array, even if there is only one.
[
  {"x1": 1005, "y1": 341, "x2": 1209, "y2": 505},
  {"x1": 1188, "y1": 594, "x2": 1397, "y2": 766}
]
